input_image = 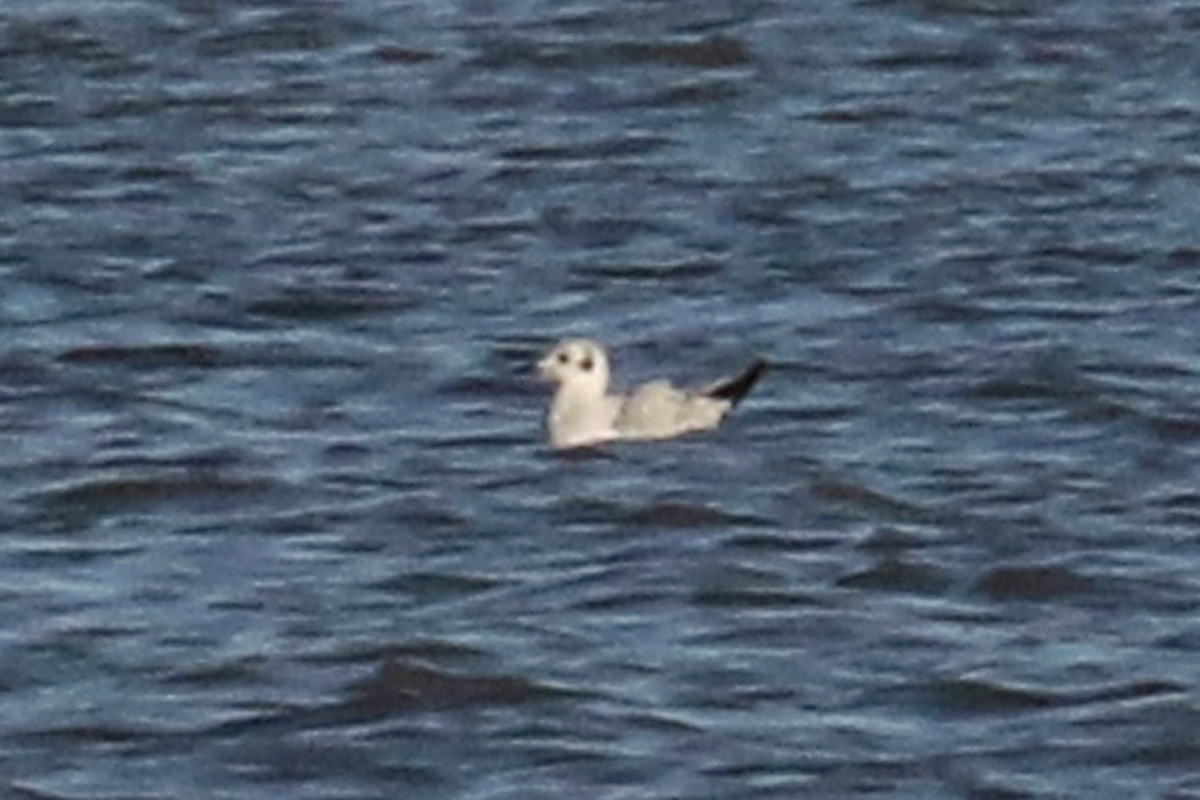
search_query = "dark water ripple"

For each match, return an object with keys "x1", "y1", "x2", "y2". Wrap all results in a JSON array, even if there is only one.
[{"x1": 4, "y1": 0, "x2": 1200, "y2": 798}]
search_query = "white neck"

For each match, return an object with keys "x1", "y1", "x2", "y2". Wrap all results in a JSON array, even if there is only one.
[{"x1": 548, "y1": 378, "x2": 615, "y2": 447}]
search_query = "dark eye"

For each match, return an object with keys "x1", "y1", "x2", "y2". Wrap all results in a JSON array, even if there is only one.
[
  {"x1": 580, "y1": 356, "x2": 593, "y2": 371},
  {"x1": 557, "y1": 352, "x2": 569, "y2": 364}
]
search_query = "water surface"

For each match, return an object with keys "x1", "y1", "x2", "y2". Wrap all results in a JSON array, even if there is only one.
[{"x1": 3, "y1": 1, "x2": 1200, "y2": 798}]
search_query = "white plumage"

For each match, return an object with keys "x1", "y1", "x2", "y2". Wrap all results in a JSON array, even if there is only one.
[{"x1": 537, "y1": 338, "x2": 765, "y2": 449}]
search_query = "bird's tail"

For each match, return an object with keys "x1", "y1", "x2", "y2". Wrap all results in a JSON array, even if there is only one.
[{"x1": 704, "y1": 359, "x2": 767, "y2": 408}]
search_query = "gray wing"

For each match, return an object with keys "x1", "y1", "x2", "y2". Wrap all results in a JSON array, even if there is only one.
[{"x1": 614, "y1": 380, "x2": 729, "y2": 440}]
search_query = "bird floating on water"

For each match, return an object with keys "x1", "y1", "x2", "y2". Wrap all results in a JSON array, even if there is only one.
[{"x1": 537, "y1": 338, "x2": 766, "y2": 450}]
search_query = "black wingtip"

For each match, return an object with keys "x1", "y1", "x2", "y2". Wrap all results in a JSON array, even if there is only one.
[{"x1": 705, "y1": 358, "x2": 768, "y2": 407}]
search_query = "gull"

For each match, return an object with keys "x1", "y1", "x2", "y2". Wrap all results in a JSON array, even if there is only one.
[{"x1": 537, "y1": 338, "x2": 766, "y2": 449}]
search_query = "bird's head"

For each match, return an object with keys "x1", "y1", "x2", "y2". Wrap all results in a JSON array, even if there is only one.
[{"x1": 538, "y1": 339, "x2": 611, "y2": 396}]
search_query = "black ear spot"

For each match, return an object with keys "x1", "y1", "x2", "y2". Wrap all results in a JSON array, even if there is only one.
[{"x1": 580, "y1": 356, "x2": 594, "y2": 372}]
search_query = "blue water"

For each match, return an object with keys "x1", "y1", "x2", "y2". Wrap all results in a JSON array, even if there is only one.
[{"x1": 3, "y1": 1, "x2": 1200, "y2": 797}]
